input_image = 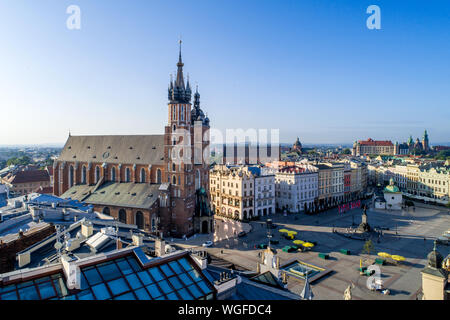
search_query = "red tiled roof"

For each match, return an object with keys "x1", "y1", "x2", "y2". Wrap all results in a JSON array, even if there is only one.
[
  {"x1": 7, "y1": 170, "x2": 50, "y2": 184},
  {"x1": 358, "y1": 138, "x2": 393, "y2": 147}
]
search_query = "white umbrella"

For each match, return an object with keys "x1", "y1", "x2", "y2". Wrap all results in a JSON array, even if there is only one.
[{"x1": 300, "y1": 275, "x2": 314, "y2": 300}]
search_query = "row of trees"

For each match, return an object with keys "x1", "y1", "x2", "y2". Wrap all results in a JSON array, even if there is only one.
[{"x1": 6, "y1": 155, "x2": 32, "y2": 166}]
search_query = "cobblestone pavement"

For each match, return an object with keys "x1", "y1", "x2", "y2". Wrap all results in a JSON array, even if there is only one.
[{"x1": 194, "y1": 201, "x2": 449, "y2": 300}]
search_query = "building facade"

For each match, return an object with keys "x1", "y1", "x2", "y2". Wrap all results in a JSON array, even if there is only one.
[
  {"x1": 275, "y1": 165, "x2": 318, "y2": 213},
  {"x1": 209, "y1": 165, "x2": 256, "y2": 220},
  {"x1": 352, "y1": 138, "x2": 395, "y2": 156},
  {"x1": 53, "y1": 46, "x2": 213, "y2": 237}
]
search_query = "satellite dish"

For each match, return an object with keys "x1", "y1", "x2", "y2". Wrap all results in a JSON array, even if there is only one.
[{"x1": 54, "y1": 242, "x2": 63, "y2": 250}]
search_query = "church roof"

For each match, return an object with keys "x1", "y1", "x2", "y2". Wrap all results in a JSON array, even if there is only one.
[
  {"x1": 58, "y1": 135, "x2": 165, "y2": 165},
  {"x1": 61, "y1": 182, "x2": 161, "y2": 209}
]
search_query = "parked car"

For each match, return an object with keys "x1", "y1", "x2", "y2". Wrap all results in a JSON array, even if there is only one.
[
  {"x1": 202, "y1": 241, "x2": 213, "y2": 247},
  {"x1": 238, "y1": 231, "x2": 247, "y2": 237}
]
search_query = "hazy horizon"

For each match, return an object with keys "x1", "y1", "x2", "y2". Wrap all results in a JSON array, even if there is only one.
[{"x1": 1, "y1": 1, "x2": 449, "y2": 145}]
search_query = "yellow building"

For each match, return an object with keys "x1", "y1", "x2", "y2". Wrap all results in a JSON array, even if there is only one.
[{"x1": 210, "y1": 165, "x2": 255, "y2": 220}]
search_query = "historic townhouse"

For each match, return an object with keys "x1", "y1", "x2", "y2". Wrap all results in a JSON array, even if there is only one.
[
  {"x1": 210, "y1": 165, "x2": 255, "y2": 220},
  {"x1": 53, "y1": 45, "x2": 213, "y2": 237},
  {"x1": 275, "y1": 165, "x2": 318, "y2": 213}
]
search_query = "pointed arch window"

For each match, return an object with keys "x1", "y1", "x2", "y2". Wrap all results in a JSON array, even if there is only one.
[
  {"x1": 95, "y1": 166, "x2": 100, "y2": 184},
  {"x1": 125, "y1": 168, "x2": 131, "y2": 182},
  {"x1": 81, "y1": 166, "x2": 87, "y2": 184},
  {"x1": 69, "y1": 165, "x2": 74, "y2": 188},
  {"x1": 140, "y1": 168, "x2": 146, "y2": 183},
  {"x1": 111, "y1": 167, "x2": 116, "y2": 182},
  {"x1": 181, "y1": 105, "x2": 184, "y2": 121},
  {"x1": 172, "y1": 175, "x2": 177, "y2": 185},
  {"x1": 156, "y1": 169, "x2": 162, "y2": 184}
]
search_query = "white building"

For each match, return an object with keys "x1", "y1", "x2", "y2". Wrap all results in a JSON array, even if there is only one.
[
  {"x1": 275, "y1": 165, "x2": 318, "y2": 213},
  {"x1": 254, "y1": 172, "x2": 275, "y2": 217},
  {"x1": 383, "y1": 178, "x2": 403, "y2": 210}
]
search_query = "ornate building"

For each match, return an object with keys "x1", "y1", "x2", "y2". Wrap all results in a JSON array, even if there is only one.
[
  {"x1": 291, "y1": 137, "x2": 302, "y2": 154},
  {"x1": 53, "y1": 44, "x2": 214, "y2": 237},
  {"x1": 352, "y1": 138, "x2": 395, "y2": 156}
]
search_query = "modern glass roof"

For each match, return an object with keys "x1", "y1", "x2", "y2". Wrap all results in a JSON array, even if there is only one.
[{"x1": 0, "y1": 254, "x2": 215, "y2": 300}]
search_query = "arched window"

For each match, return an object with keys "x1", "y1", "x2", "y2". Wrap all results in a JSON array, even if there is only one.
[
  {"x1": 135, "y1": 211, "x2": 144, "y2": 229},
  {"x1": 81, "y1": 166, "x2": 87, "y2": 184},
  {"x1": 172, "y1": 175, "x2": 177, "y2": 185},
  {"x1": 181, "y1": 105, "x2": 184, "y2": 121},
  {"x1": 195, "y1": 169, "x2": 201, "y2": 190},
  {"x1": 125, "y1": 168, "x2": 131, "y2": 182},
  {"x1": 95, "y1": 166, "x2": 100, "y2": 183},
  {"x1": 156, "y1": 169, "x2": 162, "y2": 184},
  {"x1": 69, "y1": 165, "x2": 74, "y2": 188},
  {"x1": 140, "y1": 168, "x2": 146, "y2": 183},
  {"x1": 103, "y1": 207, "x2": 110, "y2": 215},
  {"x1": 118, "y1": 209, "x2": 127, "y2": 224},
  {"x1": 172, "y1": 163, "x2": 176, "y2": 171},
  {"x1": 111, "y1": 167, "x2": 116, "y2": 182}
]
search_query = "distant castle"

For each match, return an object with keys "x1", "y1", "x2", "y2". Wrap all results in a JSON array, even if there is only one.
[{"x1": 396, "y1": 129, "x2": 430, "y2": 155}]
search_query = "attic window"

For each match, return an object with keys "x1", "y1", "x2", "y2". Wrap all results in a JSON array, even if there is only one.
[
  {"x1": 87, "y1": 146, "x2": 91, "y2": 149},
  {"x1": 107, "y1": 146, "x2": 111, "y2": 149},
  {"x1": 73, "y1": 155, "x2": 76, "y2": 159},
  {"x1": 148, "y1": 194, "x2": 153, "y2": 197},
  {"x1": 115, "y1": 192, "x2": 120, "y2": 195},
  {"x1": 93, "y1": 155, "x2": 96, "y2": 158},
  {"x1": 129, "y1": 146, "x2": 133, "y2": 150},
  {"x1": 152, "y1": 146, "x2": 156, "y2": 150},
  {"x1": 68, "y1": 146, "x2": 71, "y2": 149},
  {"x1": 114, "y1": 156, "x2": 118, "y2": 159},
  {"x1": 136, "y1": 156, "x2": 140, "y2": 160},
  {"x1": 131, "y1": 192, "x2": 136, "y2": 196}
]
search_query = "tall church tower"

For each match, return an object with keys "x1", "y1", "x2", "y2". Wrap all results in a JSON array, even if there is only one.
[
  {"x1": 164, "y1": 42, "x2": 212, "y2": 237},
  {"x1": 422, "y1": 129, "x2": 429, "y2": 151}
]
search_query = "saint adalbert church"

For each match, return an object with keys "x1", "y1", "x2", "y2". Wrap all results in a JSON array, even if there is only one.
[{"x1": 53, "y1": 45, "x2": 214, "y2": 237}]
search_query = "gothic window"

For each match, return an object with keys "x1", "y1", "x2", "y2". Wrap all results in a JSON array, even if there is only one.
[
  {"x1": 156, "y1": 169, "x2": 162, "y2": 184},
  {"x1": 181, "y1": 105, "x2": 184, "y2": 121},
  {"x1": 69, "y1": 165, "x2": 74, "y2": 188},
  {"x1": 81, "y1": 166, "x2": 87, "y2": 184},
  {"x1": 102, "y1": 207, "x2": 110, "y2": 215},
  {"x1": 95, "y1": 166, "x2": 100, "y2": 183},
  {"x1": 135, "y1": 211, "x2": 144, "y2": 229},
  {"x1": 118, "y1": 209, "x2": 127, "y2": 224},
  {"x1": 111, "y1": 167, "x2": 116, "y2": 182},
  {"x1": 140, "y1": 168, "x2": 146, "y2": 183},
  {"x1": 125, "y1": 168, "x2": 131, "y2": 182},
  {"x1": 172, "y1": 175, "x2": 177, "y2": 185},
  {"x1": 172, "y1": 163, "x2": 176, "y2": 172},
  {"x1": 195, "y1": 169, "x2": 201, "y2": 190}
]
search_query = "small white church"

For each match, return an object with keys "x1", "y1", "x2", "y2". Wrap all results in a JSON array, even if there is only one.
[{"x1": 375, "y1": 178, "x2": 402, "y2": 210}]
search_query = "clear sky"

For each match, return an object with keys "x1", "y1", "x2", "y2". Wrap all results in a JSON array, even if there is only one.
[{"x1": 1, "y1": 0, "x2": 449, "y2": 146}]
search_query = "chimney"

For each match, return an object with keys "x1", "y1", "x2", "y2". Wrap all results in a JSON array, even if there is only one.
[
  {"x1": 81, "y1": 221, "x2": 93, "y2": 238},
  {"x1": 155, "y1": 238, "x2": 166, "y2": 257},
  {"x1": 132, "y1": 233, "x2": 144, "y2": 246}
]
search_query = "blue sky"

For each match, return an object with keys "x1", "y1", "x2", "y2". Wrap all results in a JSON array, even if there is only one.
[{"x1": 0, "y1": 0, "x2": 449, "y2": 145}]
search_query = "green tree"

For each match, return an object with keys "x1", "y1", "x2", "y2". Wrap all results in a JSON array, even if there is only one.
[
  {"x1": 6, "y1": 155, "x2": 32, "y2": 166},
  {"x1": 362, "y1": 239, "x2": 374, "y2": 255},
  {"x1": 435, "y1": 150, "x2": 450, "y2": 160},
  {"x1": 342, "y1": 148, "x2": 351, "y2": 155}
]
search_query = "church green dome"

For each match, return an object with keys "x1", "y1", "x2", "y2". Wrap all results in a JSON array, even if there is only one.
[{"x1": 384, "y1": 178, "x2": 400, "y2": 193}]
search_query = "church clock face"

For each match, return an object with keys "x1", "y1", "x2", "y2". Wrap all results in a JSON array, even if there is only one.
[{"x1": 102, "y1": 152, "x2": 110, "y2": 159}]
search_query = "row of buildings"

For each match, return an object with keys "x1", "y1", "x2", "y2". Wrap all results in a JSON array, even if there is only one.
[
  {"x1": 352, "y1": 131, "x2": 431, "y2": 156},
  {"x1": 209, "y1": 159, "x2": 368, "y2": 220},
  {"x1": 368, "y1": 161, "x2": 450, "y2": 204}
]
